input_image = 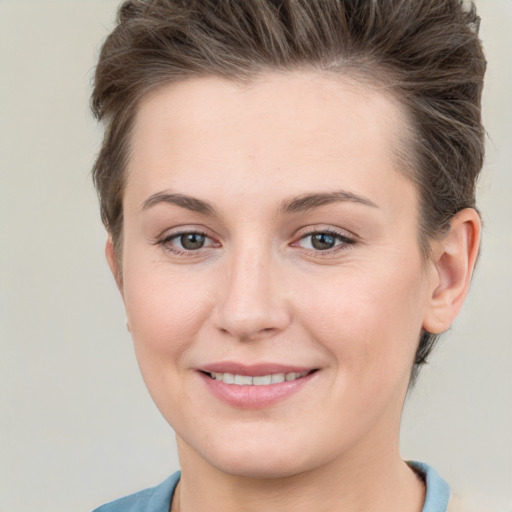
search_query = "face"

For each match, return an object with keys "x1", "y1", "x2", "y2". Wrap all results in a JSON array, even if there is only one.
[{"x1": 115, "y1": 72, "x2": 438, "y2": 478}]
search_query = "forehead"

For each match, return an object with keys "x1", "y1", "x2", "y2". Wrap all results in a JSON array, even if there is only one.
[{"x1": 126, "y1": 71, "x2": 412, "y2": 208}]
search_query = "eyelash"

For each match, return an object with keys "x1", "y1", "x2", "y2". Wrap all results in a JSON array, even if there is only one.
[
  {"x1": 156, "y1": 228, "x2": 356, "y2": 256},
  {"x1": 156, "y1": 229, "x2": 217, "y2": 256},
  {"x1": 293, "y1": 229, "x2": 356, "y2": 255}
]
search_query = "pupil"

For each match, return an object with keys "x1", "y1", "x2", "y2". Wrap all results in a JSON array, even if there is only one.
[
  {"x1": 311, "y1": 233, "x2": 335, "y2": 250},
  {"x1": 181, "y1": 233, "x2": 205, "y2": 250}
]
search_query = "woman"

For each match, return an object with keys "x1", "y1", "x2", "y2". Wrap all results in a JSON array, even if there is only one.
[{"x1": 91, "y1": 1, "x2": 485, "y2": 511}]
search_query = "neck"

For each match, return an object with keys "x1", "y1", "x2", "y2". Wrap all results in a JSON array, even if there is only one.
[{"x1": 172, "y1": 438, "x2": 425, "y2": 512}]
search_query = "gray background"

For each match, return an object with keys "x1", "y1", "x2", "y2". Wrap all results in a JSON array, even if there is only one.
[{"x1": 0, "y1": 1, "x2": 510, "y2": 511}]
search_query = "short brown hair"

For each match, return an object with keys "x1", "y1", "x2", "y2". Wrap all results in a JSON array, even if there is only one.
[{"x1": 91, "y1": 0, "x2": 486, "y2": 373}]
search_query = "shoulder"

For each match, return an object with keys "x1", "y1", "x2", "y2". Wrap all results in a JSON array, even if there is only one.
[
  {"x1": 408, "y1": 462, "x2": 479, "y2": 512},
  {"x1": 92, "y1": 471, "x2": 181, "y2": 512},
  {"x1": 408, "y1": 461, "x2": 450, "y2": 512},
  {"x1": 407, "y1": 461, "x2": 481, "y2": 512}
]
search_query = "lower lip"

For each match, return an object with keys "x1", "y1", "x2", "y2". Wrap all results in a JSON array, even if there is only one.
[{"x1": 199, "y1": 371, "x2": 316, "y2": 409}]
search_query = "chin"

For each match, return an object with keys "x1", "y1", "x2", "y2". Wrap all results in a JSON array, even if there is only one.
[
  {"x1": 188, "y1": 431, "x2": 334, "y2": 480},
  {"x1": 175, "y1": 426, "x2": 315, "y2": 479},
  {"x1": 209, "y1": 451, "x2": 310, "y2": 480}
]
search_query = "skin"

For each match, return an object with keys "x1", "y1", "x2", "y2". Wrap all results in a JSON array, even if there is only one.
[{"x1": 106, "y1": 71, "x2": 480, "y2": 512}]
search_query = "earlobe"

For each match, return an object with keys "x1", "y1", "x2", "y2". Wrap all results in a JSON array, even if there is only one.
[
  {"x1": 105, "y1": 236, "x2": 124, "y2": 296},
  {"x1": 422, "y1": 208, "x2": 481, "y2": 334}
]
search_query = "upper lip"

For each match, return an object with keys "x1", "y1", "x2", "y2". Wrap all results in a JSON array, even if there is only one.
[{"x1": 198, "y1": 362, "x2": 316, "y2": 377}]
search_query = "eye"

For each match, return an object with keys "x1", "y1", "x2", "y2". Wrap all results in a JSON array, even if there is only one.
[
  {"x1": 177, "y1": 232, "x2": 207, "y2": 250},
  {"x1": 158, "y1": 230, "x2": 218, "y2": 254},
  {"x1": 296, "y1": 230, "x2": 355, "y2": 252}
]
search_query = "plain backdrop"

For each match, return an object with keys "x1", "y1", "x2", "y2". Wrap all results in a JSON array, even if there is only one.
[{"x1": 0, "y1": 1, "x2": 510, "y2": 511}]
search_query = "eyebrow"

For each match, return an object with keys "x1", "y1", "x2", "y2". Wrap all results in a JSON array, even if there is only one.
[
  {"x1": 281, "y1": 190, "x2": 378, "y2": 213},
  {"x1": 141, "y1": 189, "x2": 378, "y2": 216},
  {"x1": 142, "y1": 192, "x2": 216, "y2": 215}
]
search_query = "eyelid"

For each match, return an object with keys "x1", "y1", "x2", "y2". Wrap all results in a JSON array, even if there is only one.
[
  {"x1": 155, "y1": 225, "x2": 221, "y2": 255},
  {"x1": 155, "y1": 224, "x2": 216, "y2": 241},
  {"x1": 292, "y1": 224, "x2": 357, "y2": 242},
  {"x1": 290, "y1": 225, "x2": 357, "y2": 254}
]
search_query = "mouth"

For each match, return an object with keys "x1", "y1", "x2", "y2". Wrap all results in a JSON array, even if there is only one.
[
  {"x1": 202, "y1": 370, "x2": 313, "y2": 386},
  {"x1": 197, "y1": 363, "x2": 318, "y2": 409}
]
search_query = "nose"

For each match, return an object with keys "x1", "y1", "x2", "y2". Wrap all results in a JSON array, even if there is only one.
[{"x1": 212, "y1": 245, "x2": 291, "y2": 341}]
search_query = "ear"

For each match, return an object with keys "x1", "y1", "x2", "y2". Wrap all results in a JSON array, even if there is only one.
[
  {"x1": 105, "y1": 236, "x2": 124, "y2": 297},
  {"x1": 422, "y1": 208, "x2": 481, "y2": 334}
]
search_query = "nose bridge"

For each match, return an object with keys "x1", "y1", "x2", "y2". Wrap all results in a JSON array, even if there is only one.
[{"x1": 214, "y1": 240, "x2": 289, "y2": 340}]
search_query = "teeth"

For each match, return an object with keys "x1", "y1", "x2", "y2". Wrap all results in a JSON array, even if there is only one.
[
  {"x1": 252, "y1": 375, "x2": 272, "y2": 385},
  {"x1": 210, "y1": 371, "x2": 309, "y2": 385},
  {"x1": 270, "y1": 373, "x2": 285, "y2": 384},
  {"x1": 234, "y1": 374, "x2": 253, "y2": 385},
  {"x1": 223, "y1": 373, "x2": 235, "y2": 384}
]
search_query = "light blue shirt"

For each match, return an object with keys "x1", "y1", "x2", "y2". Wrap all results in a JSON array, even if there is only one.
[{"x1": 93, "y1": 461, "x2": 450, "y2": 512}]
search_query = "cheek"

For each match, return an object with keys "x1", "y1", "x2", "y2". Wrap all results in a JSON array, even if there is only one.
[
  {"x1": 120, "y1": 258, "x2": 220, "y2": 424},
  {"x1": 296, "y1": 259, "x2": 427, "y2": 381},
  {"x1": 121, "y1": 253, "x2": 215, "y2": 368}
]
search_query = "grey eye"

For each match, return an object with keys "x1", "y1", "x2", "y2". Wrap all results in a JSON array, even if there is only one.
[
  {"x1": 296, "y1": 230, "x2": 354, "y2": 253},
  {"x1": 179, "y1": 233, "x2": 206, "y2": 250},
  {"x1": 310, "y1": 233, "x2": 337, "y2": 250}
]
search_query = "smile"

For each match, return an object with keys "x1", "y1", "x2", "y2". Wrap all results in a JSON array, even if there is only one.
[
  {"x1": 199, "y1": 365, "x2": 318, "y2": 409},
  {"x1": 207, "y1": 371, "x2": 311, "y2": 385}
]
